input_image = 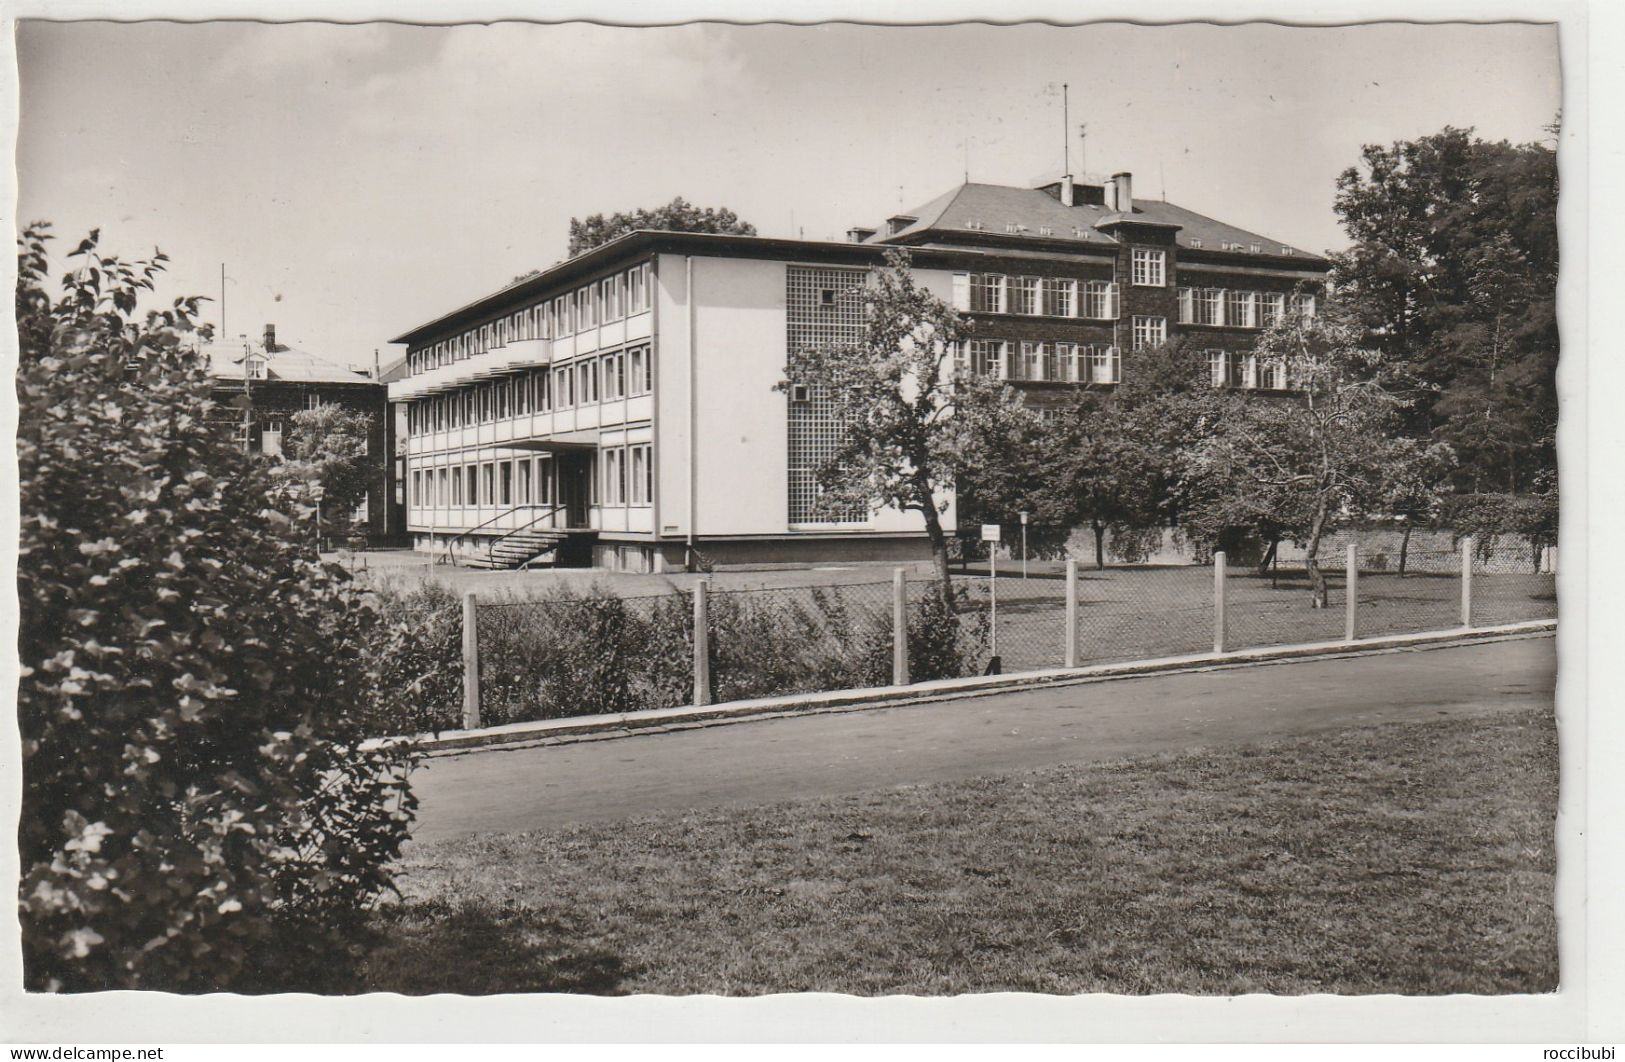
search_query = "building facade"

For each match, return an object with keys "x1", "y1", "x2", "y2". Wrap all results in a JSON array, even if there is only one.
[
  {"x1": 206, "y1": 324, "x2": 396, "y2": 543},
  {"x1": 389, "y1": 171, "x2": 1329, "y2": 571}
]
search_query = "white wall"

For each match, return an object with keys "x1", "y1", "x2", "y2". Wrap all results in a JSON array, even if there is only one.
[{"x1": 654, "y1": 252, "x2": 958, "y2": 541}]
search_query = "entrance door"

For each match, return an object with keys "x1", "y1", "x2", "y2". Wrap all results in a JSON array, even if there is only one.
[{"x1": 559, "y1": 452, "x2": 592, "y2": 529}]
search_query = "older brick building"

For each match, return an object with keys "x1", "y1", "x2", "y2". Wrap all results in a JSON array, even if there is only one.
[
  {"x1": 850, "y1": 171, "x2": 1331, "y2": 410},
  {"x1": 205, "y1": 324, "x2": 395, "y2": 543}
]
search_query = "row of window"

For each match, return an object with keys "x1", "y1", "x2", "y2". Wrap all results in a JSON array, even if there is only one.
[
  {"x1": 407, "y1": 345, "x2": 653, "y2": 434},
  {"x1": 1206, "y1": 349, "x2": 1289, "y2": 391},
  {"x1": 958, "y1": 274, "x2": 1122, "y2": 319},
  {"x1": 409, "y1": 445, "x2": 654, "y2": 511},
  {"x1": 953, "y1": 336, "x2": 1291, "y2": 391},
  {"x1": 407, "y1": 262, "x2": 653, "y2": 376},
  {"x1": 1178, "y1": 288, "x2": 1316, "y2": 328},
  {"x1": 955, "y1": 340, "x2": 1121, "y2": 384}
]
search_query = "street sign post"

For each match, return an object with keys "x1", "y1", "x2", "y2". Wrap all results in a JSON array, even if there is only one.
[{"x1": 981, "y1": 523, "x2": 1001, "y2": 666}]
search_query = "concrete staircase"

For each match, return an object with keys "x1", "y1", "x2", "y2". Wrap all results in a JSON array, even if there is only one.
[{"x1": 470, "y1": 528, "x2": 596, "y2": 570}]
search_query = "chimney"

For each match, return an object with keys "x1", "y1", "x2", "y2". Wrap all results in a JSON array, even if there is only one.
[
  {"x1": 1061, "y1": 174, "x2": 1075, "y2": 207},
  {"x1": 1112, "y1": 171, "x2": 1134, "y2": 213},
  {"x1": 263, "y1": 323, "x2": 277, "y2": 352},
  {"x1": 847, "y1": 226, "x2": 877, "y2": 244}
]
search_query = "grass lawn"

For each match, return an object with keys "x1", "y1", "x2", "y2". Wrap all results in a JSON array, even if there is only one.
[{"x1": 278, "y1": 706, "x2": 1557, "y2": 996}]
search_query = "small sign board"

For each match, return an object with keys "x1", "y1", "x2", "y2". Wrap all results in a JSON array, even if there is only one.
[{"x1": 980, "y1": 523, "x2": 1002, "y2": 542}]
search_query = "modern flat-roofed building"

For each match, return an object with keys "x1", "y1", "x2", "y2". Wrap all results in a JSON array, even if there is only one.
[{"x1": 389, "y1": 171, "x2": 1329, "y2": 571}]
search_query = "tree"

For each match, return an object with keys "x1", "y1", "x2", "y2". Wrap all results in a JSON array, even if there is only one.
[
  {"x1": 1331, "y1": 125, "x2": 1557, "y2": 496},
  {"x1": 1377, "y1": 436, "x2": 1458, "y2": 574},
  {"x1": 1183, "y1": 307, "x2": 1407, "y2": 607},
  {"x1": 16, "y1": 224, "x2": 416, "y2": 991},
  {"x1": 276, "y1": 404, "x2": 375, "y2": 546},
  {"x1": 567, "y1": 196, "x2": 757, "y2": 257},
  {"x1": 781, "y1": 248, "x2": 1029, "y2": 601}
]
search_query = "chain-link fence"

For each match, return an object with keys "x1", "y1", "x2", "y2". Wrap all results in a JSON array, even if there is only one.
[
  {"x1": 1471, "y1": 544, "x2": 1558, "y2": 627},
  {"x1": 364, "y1": 539, "x2": 1554, "y2": 736},
  {"x1": 476, "y1": 591, "x2": 693, "y2": 728},
  {"x1": 705, "y1": 581, "x2": 894, "y2": 703},
  {"x1": 1354, "y1": 547, "x2": 1464, "y2": 639}
]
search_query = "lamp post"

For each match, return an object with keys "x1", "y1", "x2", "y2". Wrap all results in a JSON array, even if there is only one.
[
  {"x1": 311, "y1": 483, "x2": 325, "y2": 554},
  {"x1": 1019, "y1": 511, "x2": 1030, "y2": 580}
]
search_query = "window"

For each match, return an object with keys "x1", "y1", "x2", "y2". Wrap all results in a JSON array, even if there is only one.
[
  {"x1": 602, "y1": 448, "x2": 627, "y2": 506},
  {"x1": 499, "y1": 461, "x2": 513, "y2": 506},
  {"x1": 1131, "y1": 315, "x2": 1166, "y2": 351},
  {"x1": 630, "y1": 444, "x2": 652, "y2": 506},
  {"x1": 1131, "y1": 248, "x2": 1166, "y2": 287},
  {"x1": 1017, "y1": 341, "x2": 1042, "y2": 381},
  {"x1": 627, "y1": 264, "x2": 648, "y2": 314},
  {"x1": 1082, "y1": 280, "x2": 1119, "y2": 320},
  {"x1": 1086, "y1": 345, "x2": 1120, "y2": 384},
  {"x1": 1188, "y1": 237, "x2": 1204, "y2": 249},
  {"x1": 1054, "y1": 342, "x2": 1081, "y2": 383},
  {"x1": 536, "y1": 368, "x2": 552, "y2": 412},
  {"x1": 1240, "y1": 352, "x2": 1259, "y2": 389},
  {"x1": 628, "y1": 346, "x2": 649, "y2": 395},
  {"x1": 1208, "y1": 349, "x2": 1230, "y2": 388},
  {"x1": 1292, "y1": 293, "x2": 1317, "y2": 320},
  {"x1": 575, "y1": 287, "x2": 596, "y2": 330},
  {"x1": 1260, "y1": 292, "x2": 1286, "y2": 327},
  {"x1": 1177, "y1": 287, "x2": 1196, "y2": 324},
  {"x1": 1191, "y1": 289, "x2": 1220, "y2": 326},
  {"x1": 554, "y1": 366, "x2": 573, "y2": 408},
  {"x1": 578, "y1": 359, "x2": 598, "y2": 404},
  {"x1": 515, "y1": 372, "x2": 532, "y2": 415},
  {"x1": 481, "y1": 464, "x2": 495, "y2": 508},
  {"x1": 1259, "y1": 358, "x2": 1287, "y2": 390},
  {"x1": 603, "y1": 352, "x2": 624, "y2": 400},
  {"x1": 439, "y1": 467, "x2": 451, "y2": 507},
  {"x1": 968, "y1": 340, "x2": 1003, "y2": 378},
  {"x1": 496, "y1": 378, "x2": 511, "y2": 420},
  {"x1": 1041, "y1": 277, "x2": 1075, "y2": 317},
  {"x1": 1011, "y1": 276, "x2": 1039, "y2": 315},
  {"x1": 969, "y1": 273, "x2": 1006, "y2": 313},
  {"x1": 1228, "y1": 290, "x2": 1257, "y2": 329}
]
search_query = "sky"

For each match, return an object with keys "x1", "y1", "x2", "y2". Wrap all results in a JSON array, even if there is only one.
[{"x1": 15, "y1": 19, "x2": 1560, "y2": 369}]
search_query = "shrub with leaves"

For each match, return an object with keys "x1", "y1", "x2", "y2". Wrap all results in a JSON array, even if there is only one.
[{"x1": 15, "y1": 224, "x2": 417, "y2": 991}]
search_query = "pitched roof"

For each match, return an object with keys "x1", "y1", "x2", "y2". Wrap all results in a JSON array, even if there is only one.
[
  {"x1": 867, "y1": 182, "x2": 1327, "y2": 263},
  {"x1": 198, "y1": 341, "x2": 376, "y2": 385}
]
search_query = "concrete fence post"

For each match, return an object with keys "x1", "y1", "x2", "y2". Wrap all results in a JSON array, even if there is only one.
[
  {"x1": 693, "y1": 580, "x2": 712, "y2": 707},
  {"x1": 1345, "y1": 543, "x2": 1359, "y2": 643},
  {"x1": 461, "y1": 592, "x2": 481, "y2": 731},
  {"x1": 1064, "y1": 559, "x2": 1079, "y2": 669},
  {"x1": 1460, "y1": 535, "x2": 1474, "y2": 629},
  {"x1": 892, "y1": 567, "x2": 910, "y2": 686},
  {"x1": 1213, "y1": 551, "x2": 1227, "y2": 654}
]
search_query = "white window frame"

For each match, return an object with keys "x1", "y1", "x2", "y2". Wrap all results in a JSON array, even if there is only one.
[
  {"x1": 1131, "y1": 315, "x2": 1166, "y2": 351},
  {"x1": 1131, "y1": 248, "x2": 1166, "y2": 287},
  {"x1": 1012, "y1": 276, "x2": 1040, "y2": 316},
  {"x1": 969, "y1": 273, "x2": 1007, "y2": 314},
  {"x1": 1086, "y1": 345, "x2": 1121, "y2": 384},
  {"x1": 1082, "y1": 280, "x2": 1119, "y2": 320}
]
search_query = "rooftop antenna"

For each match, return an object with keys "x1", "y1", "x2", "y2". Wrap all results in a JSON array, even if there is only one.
[
  {"x1": 1078, "y1": 123, "x2": 1088, "y2": 177},
  {"x1": 1062, "y1": 83, "x2": 1070, "y2": 173},
  {"x1": 1160, "y1": 160, "x2": 1167, "y2": 201},
  {"x1": 964, "y1": 137, "x2": 970, "y2": 183}
]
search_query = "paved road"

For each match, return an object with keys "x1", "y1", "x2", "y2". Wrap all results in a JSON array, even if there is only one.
[{"x1": 408, "y1": 635, "x2": 1556, "y2": 843}]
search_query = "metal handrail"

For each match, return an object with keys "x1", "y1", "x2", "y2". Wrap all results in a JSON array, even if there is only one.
[
  {"x1": 439, "y1": 504, "x2": 561, "y2": 567},
  {"x1": 485, "y1": 505, "x2": 567, "y2": 569}
]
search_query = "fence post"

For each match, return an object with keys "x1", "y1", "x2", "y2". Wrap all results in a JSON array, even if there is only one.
[
  {"x1": 892, "y1": 567, "x2": 910, "y2": 686},
  {"x1": 1064, "y1": 559, "x2": 1079, "y2": 669},
  {"x1": 1345, "y1": 543, "x2": 1359, "y2": 642},
  {"x1": 461, "y1": 592, "x2": 481, "y2": 731},
  {"x1": 693, "y1": 580, "x2": 712, "y2": 707},
  {"x1": 1460, "y1": 535, "x2": 1474, "y2": 629},
  {"x1": 1213, "y1": 551, "x2": 1227, "y2": 654}
]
